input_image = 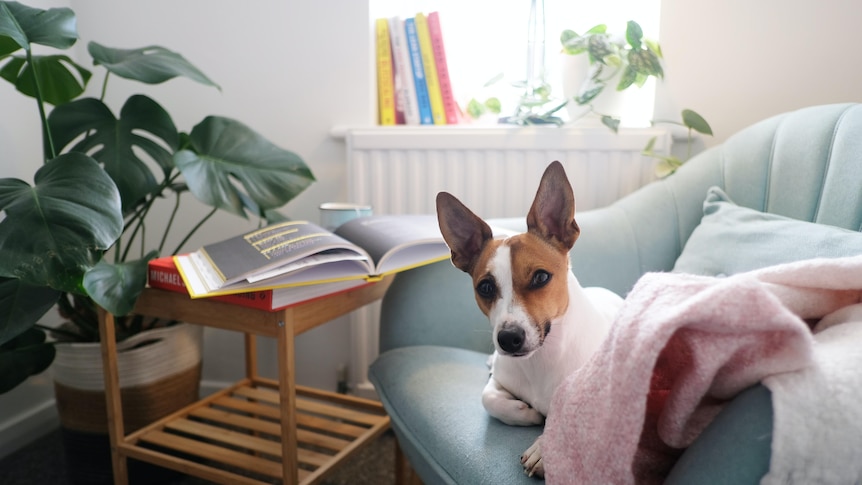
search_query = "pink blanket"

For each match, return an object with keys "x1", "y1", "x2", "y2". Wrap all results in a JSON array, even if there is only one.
[{"x1": 543, "y1": 256, "x2": 862, "y2": 484}]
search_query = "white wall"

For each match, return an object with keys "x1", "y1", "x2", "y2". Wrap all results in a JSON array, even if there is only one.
[
  {"x1": 0, "y1": 0, "x2": 372, "y2": 457},
  {"x1": 2, "y1": 0, "x2": 861, "y2": 457},
  {"x1": 656, "y1": 0, "x2": 862, "y2": 146}
]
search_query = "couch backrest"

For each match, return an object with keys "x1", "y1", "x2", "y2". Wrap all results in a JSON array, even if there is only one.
[
  {"x1": 380, "y1": 103, "x2": 862, "y2": 354},
  {"x1": 570, "y1": 102, "x2": 862, "y2": 294}
]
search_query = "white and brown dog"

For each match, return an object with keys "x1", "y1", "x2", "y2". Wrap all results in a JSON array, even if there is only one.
[{"x1": 436, "y1": 161, "x2": 623, "y2": 478}]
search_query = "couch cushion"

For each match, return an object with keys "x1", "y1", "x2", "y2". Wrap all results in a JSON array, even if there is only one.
[
  {"x1": 369, "y1": 345, "x2": 542, "y2": 485},
  {"x1": 673, "y1": 186, "x2": 862, "y2": 276},
  {"x1": 665, "y1": 385, "x2": 774, "y2": 484}
]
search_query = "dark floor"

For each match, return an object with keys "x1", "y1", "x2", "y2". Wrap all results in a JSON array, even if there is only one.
[{"x1": 0, "y1": 427, "x2": 396, "y2": 485}]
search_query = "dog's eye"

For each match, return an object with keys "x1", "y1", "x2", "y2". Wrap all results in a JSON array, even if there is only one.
[
  {"x1": 530, "y1": 270, "x2": 551, "y2": 289},
  {"x1": 476, "y1": 279, "x2": 496, "y2": 299}
]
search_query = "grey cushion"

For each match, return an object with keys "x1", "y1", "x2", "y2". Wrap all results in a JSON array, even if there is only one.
[
  {"x1": 369, "y1": 346, "x2": 541, "y2": 485},
  {"x1": 673, "y1": 186, "x2": 862, "y2": 276}
]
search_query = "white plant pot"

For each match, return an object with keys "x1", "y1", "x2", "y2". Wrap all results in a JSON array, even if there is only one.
[
  {"x1": 559, "y1": 52, "x2": 656, "y2": 127},
  {"x1": 52, "y1": 322, "x2": 204, "y2": 434},
  {"x1": 51, "y1": 323, "x2": 203, "y2": 485}
]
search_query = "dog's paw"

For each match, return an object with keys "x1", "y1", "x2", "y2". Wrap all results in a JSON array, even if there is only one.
[{"x1": 521, "y1": 435, "x2": 545, "y2": 479}]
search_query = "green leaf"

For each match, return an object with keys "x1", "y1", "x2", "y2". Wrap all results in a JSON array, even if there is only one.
[
  {"x1": 483, "y1": 72, "x2": 504, "y2": 87},
  {"x1": 0, "y1": 54, "x2": 91, "y2": 105},
  {"x1": 601, "y1": 115, "x2": 620, "y2": 133},
  {"x1": 681, "y1": 109, "x2": 714, "y2": 135},
  {"x1": 0, "y1": 2, "x2": 77, "y2": 52},
  {"x1": 655, "y1": 157, "x2": 682, "y2": 178},
  {"x1": 617, "y1": 65, "x2": 638, "y2": 91},
  {"x1": 560, "y1": 29, "x2": 588, "y2": 55},
  {"x1": 88, "y1": 41, "x2": 220, "y2": 89},
  {"x1": 0, "y1": 328, "x2": 55, "y2": 393},
  {"x1": 484, "y1": 97, "x2": 501, "y2": 114},
  {"x1": 174, "y1": 116, "x2": 315, "y2": 218},
  {"x1": 585, "y1": 24, "x2": 607, "y2": 35},
  {"x1": 464, "y1": 98, "x2": 485, "y2": 119},
  {"x1": 83, "y1": 251, "x2": 157, "y2": 316},
  {"x1": 644, "y1": 38, "x2": 663, "y2": 58},
  {"x1": 0, "y1": 277, "x2": 60, "y2": 346},
  {"x1": 643, "y1": 136, "x2": 657, "y2": 153},
  {"x1": 587, "y1": 34, "x2": 614, "y2": 64},
  {"x1": 465, "y1": 98, "x2": 484, "y2": 119},
  {"x1": 0, "y1": 153, "x2": 123, "y2": 292},
  {"x1": 48, "y1": 95, "x2": 179, "y2": 212},
  {"x1": 627, "y1": 48, "x2": 664, "y2": 78},
  {"x1": 625, "y1": 20, "x2": 643, "y2": 49}
]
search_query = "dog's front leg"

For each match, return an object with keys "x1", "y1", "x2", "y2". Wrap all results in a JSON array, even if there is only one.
[
  {"x1": 482, "y1": 376, "x2": 544, "y2": 426},
  {"x1": 521, "y1": 435, "x2": 545, "y2": 478}
]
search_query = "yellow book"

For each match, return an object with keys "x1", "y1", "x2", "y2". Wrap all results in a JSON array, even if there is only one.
[
  {"x1": 375, "y1": 18, "x2": 396, "y2": 125},
  {"x1": 414, "y1": 13, "x2": 446, "y2": 125}
]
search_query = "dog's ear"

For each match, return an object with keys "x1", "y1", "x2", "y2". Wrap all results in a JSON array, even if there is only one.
[
  {"x1": 436, "y1": 192, "x2": 493, "y2": 273},
  {"x1": 526, "y1": 161, "x2": 580, "y2": 251}
]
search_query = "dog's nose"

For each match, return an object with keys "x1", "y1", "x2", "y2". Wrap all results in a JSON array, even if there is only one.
[{"x1": 497, "y1": 327, "x2": 526, "y2": 354}]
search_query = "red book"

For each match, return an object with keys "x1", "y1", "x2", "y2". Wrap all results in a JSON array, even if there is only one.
[
  {"x1": 427, "y1": 11, "x2": 459, "y2": 124},
  {"x1": 147, "y1": 256, "x2": 370, "y2": 312}
]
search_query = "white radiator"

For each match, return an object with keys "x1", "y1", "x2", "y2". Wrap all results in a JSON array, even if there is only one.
[{"x1": 337, "y1": 124, "x2": 671, "y2": 396}]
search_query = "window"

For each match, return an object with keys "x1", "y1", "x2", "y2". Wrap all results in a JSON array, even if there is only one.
[{"x1": 371, "y1": 0, "x2": 662, "y2": 125}]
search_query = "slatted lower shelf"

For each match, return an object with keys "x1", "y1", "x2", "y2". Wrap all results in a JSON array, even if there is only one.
[{"x1": 121, "y1": 380, "x2": 390, "y2": 485}]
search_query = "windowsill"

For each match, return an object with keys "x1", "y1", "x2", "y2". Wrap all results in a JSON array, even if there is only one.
[{"x1": 330, "y1": 122, "x2": 671, "y2": 152}]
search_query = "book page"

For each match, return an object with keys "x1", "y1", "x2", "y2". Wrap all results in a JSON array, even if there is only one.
[
  {"x1": 200, "y1": 221, "x2": 372, "y2": 286},
  {"x1": 334, "y1": 214, "x2": 449, "y2": 274}
]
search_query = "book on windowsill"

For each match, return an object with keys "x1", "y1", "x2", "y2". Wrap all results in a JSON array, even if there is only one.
[
  {"x1": 147, "y1": 256, "x2": 373, "y2": 311},
  {"x1": 375, "y1": 17, "x2": 396, "y2": 125},
  {"x1": 173, "y1": 215, "x2": 449, "y2": 299}
]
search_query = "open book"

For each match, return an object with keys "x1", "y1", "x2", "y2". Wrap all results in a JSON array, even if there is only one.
[{"x1": 175, "y1": 214, "x2": 450, "y2": 298}]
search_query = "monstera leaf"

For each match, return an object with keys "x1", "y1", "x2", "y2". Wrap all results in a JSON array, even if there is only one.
[
  {"x1": 88, "y1": 41, "x2": 219, "y2": 88},
  {"x1": 83, "y1": 251, "x2": 158, "y2": 317},
  {"x1": 0, "y1": 277, "x2": 60, "y2": 346},
  {"x1": 0, "y1": 276, "x2": 57, "y2": 391},
  {"x1": 174, "y1": 116, "x2": 315, "y2": 218},
  {"x1": 0, "y1": 327, "x2": 55, "y2": 393},
  {"x1": 0, "y1": 153, "x2": 123, "y2": 292},
  {"x1": 0, "y1": 2, "x2": 91, "y2": 105},
  {"x1": 48, "y1": 95, "x2": 179, "y2": 212},
  {"x1": 0, "y1": 2, "x2": 77, "y2": 51}
]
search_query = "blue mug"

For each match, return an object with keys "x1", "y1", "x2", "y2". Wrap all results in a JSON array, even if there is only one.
[{"x1": 319, "y1": 202, "x2": 373, "y2": 231}]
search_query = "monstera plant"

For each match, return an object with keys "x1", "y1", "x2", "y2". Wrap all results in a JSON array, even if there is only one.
[{"x1": 0, "y1": 1, "x2": 315, "y2": 393}]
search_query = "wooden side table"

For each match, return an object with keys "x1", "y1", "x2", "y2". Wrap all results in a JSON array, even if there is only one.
[{"x1": 98, "y1": 276, "x2": 394, "y2": 485}]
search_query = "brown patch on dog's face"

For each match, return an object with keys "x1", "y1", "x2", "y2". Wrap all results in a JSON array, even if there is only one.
[
  {"x1": 508, "y1": 233, "x2": 570, "y2": 340},
  {"x1": 470, "y1": 238, "x2": 505, "y2": 317}
]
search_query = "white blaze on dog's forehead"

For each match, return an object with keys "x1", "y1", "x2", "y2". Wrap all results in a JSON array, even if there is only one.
[{"x1": 487, "y1": 244, "x2": 514, "y2": 314}]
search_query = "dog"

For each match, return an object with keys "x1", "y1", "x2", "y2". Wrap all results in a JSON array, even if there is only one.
[{"x1": 436, "y1": 161, "x2": 623, "y2": 478}]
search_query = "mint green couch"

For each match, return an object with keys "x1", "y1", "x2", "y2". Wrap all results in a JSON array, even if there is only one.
[{"x1": 370, "y1": 103, "x2": 862, "y2": 484}]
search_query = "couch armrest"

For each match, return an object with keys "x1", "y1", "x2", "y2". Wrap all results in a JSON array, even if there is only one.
[{"x1": 379, "y1": 259, "x2": 493, "y2": 355}]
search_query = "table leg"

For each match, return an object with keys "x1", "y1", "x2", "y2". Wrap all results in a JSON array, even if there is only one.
[
  {"x1": 98, "y1": 310, "x2": 129, "y2": 485},
  {"x1": 277, "y1": 315, "x2": 299, "y2": 483},
  {"x1": 244, "y1": 332, "x2": 257, "y2": 380}
]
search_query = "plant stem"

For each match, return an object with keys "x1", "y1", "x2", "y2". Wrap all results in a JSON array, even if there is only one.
[
  {"x1": 171, "y1": 206, "x2": 218, "y2": 255},
  {"x1": 26, "y1": 49, "x2": 56, "y2": 161},
  {"x1": 159, "y1": 189, "x2": 183, "y2": 254},
  {"x1": 119, "y1": 172, "x2": 179, "y2": 262},
  {"x1": 100, "y1": 71, "x2": 110, "y2": 101}
]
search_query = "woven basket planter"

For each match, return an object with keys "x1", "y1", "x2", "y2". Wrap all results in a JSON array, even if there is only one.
[{"x1": 52, "y1": 323, "x2": 203, "y2": 485}]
